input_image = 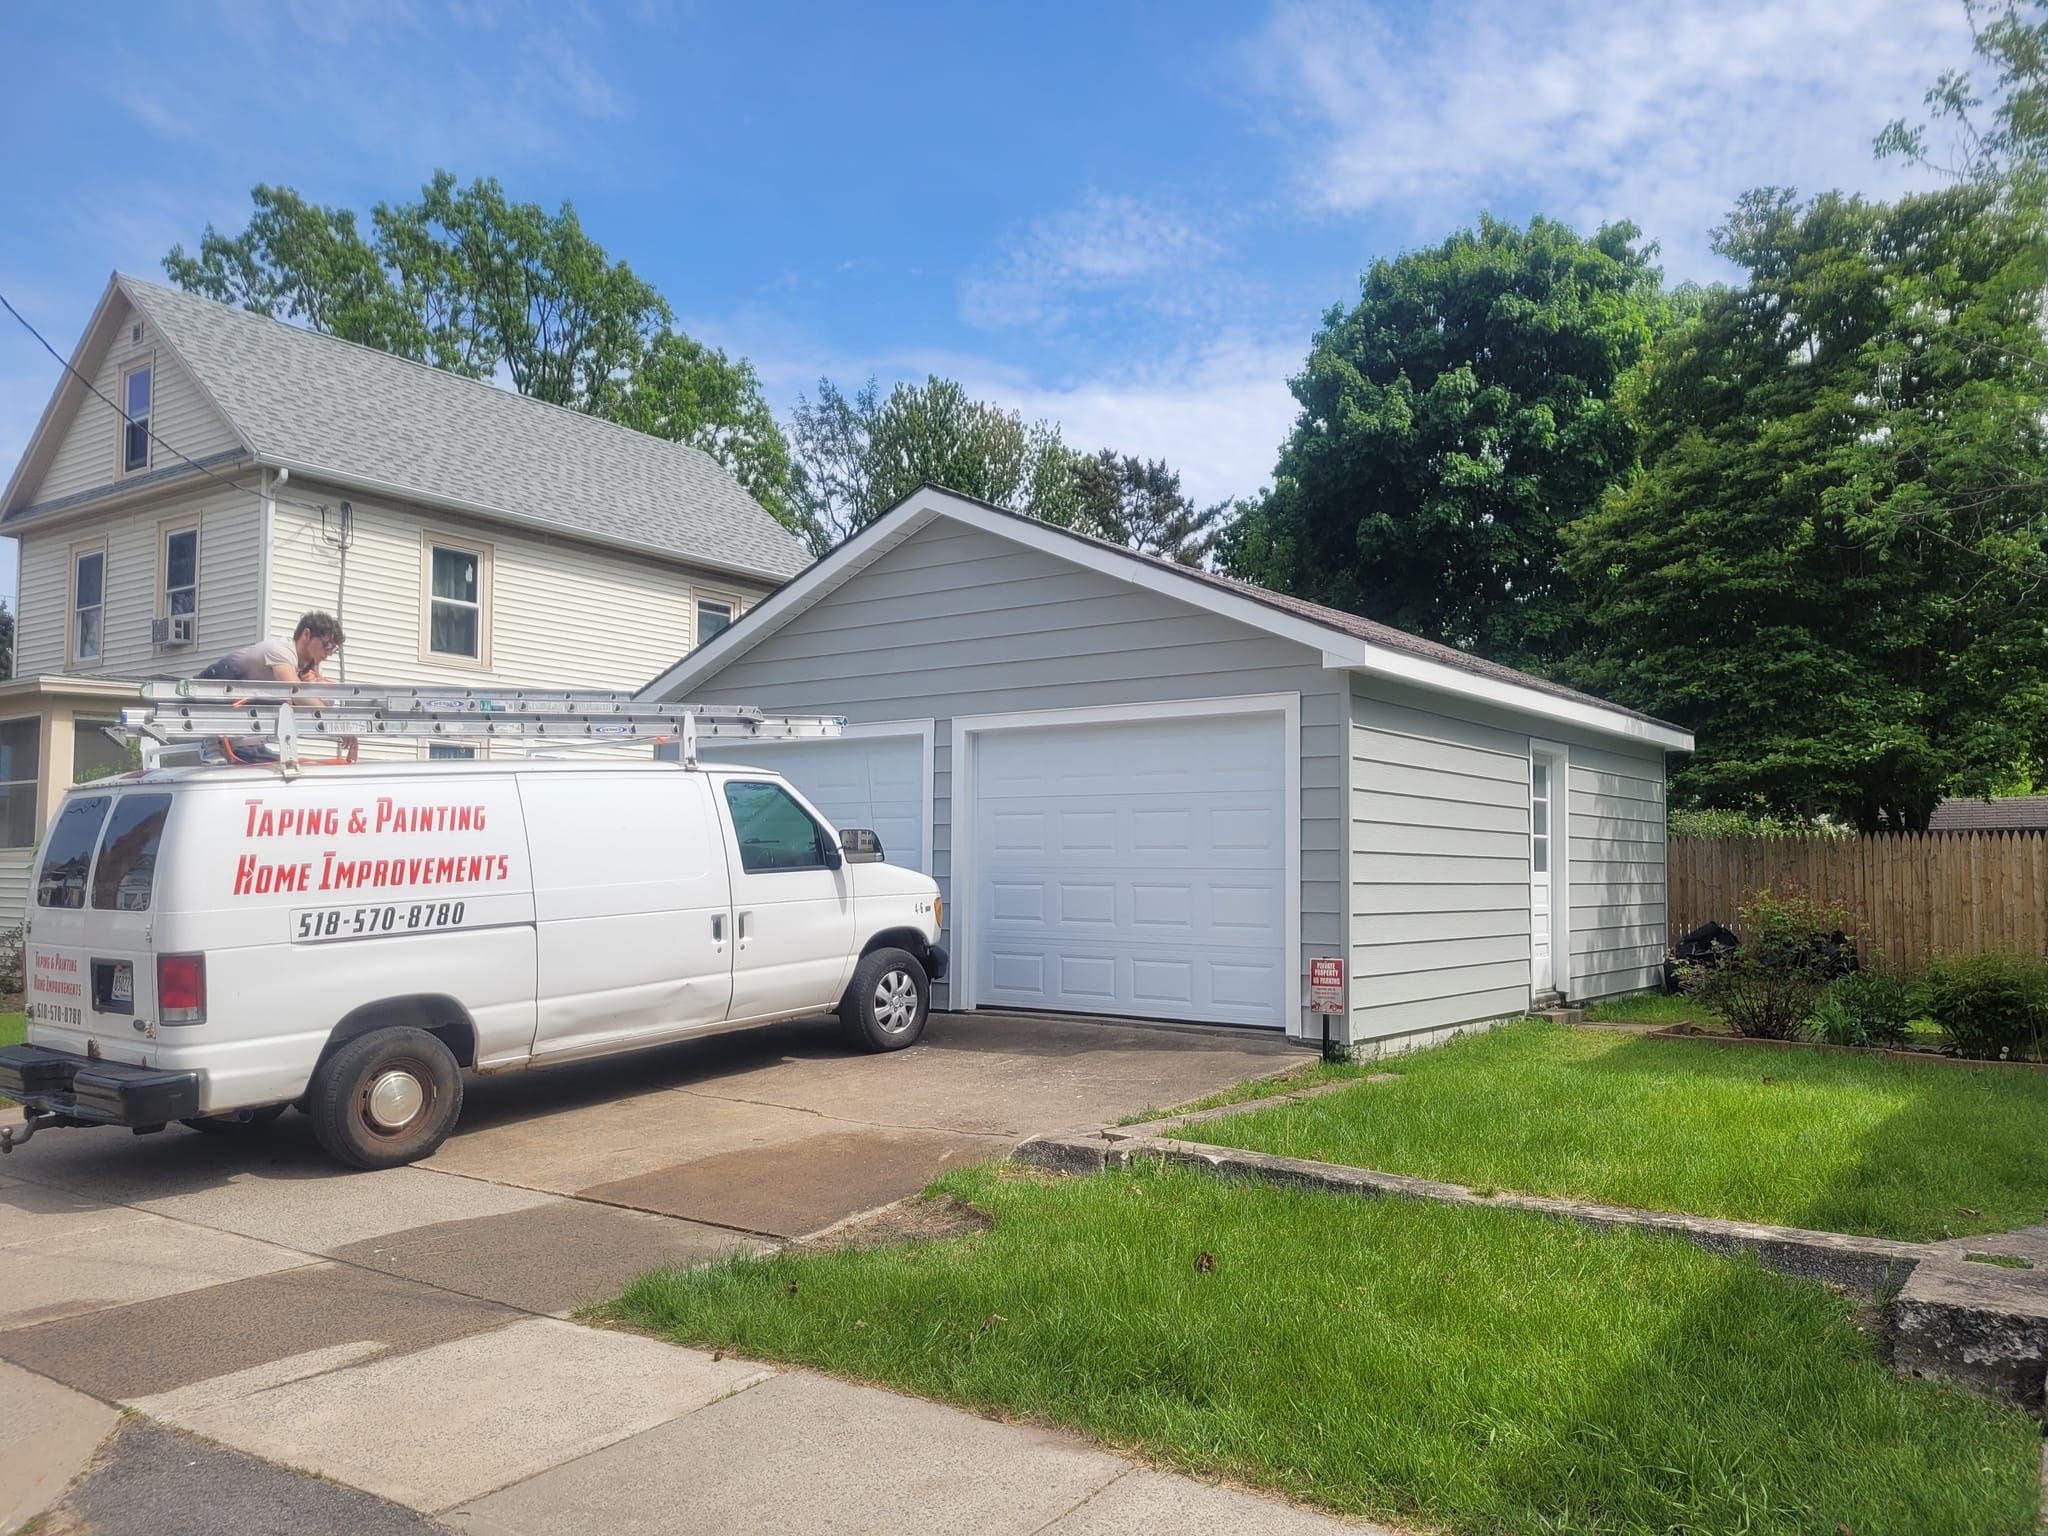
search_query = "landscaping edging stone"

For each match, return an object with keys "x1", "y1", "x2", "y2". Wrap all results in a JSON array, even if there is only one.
[{"x1": 1014, "y1": 1118, "x2": 2048, "y2": 1408}]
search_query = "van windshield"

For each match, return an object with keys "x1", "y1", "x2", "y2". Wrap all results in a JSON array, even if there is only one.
[
  {"x1": 37, "y1": 795, "x2": 111, "y2": 909},
  {"x1": 92, "y1": 794, "x2": 173, "y2": 912}
]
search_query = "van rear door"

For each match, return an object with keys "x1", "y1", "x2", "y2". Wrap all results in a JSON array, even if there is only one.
[{"x1": 26, "y1": 789, "x2": 174, "y2": 1064}]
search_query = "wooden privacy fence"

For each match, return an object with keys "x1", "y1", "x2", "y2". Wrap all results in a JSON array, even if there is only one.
[{"x1": 1668, "y1": 833, "x2": 2048, "y2": 974}]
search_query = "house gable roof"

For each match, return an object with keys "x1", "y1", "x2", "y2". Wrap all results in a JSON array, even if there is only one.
[
  {"x1": 1927, "y1": 796, "x2": 2048, "y2": 832},
  {"x1": 642, "y1": 484, "x2": 1695, "y2": 752},
  {"x1": 2, "y1": 274, "x2": 811, "y2": 584}
]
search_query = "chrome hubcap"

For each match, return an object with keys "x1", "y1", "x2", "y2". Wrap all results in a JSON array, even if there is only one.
[
  {"x1": 366, "y1": 1069, "x2": 426, "y2": 1130},
  {"x1": 873, "y1": 970, "x2": 919, "y2": 1033}
]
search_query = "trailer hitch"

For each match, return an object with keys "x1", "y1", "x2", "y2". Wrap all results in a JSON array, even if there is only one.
[{"x1": 0, "y1": 1109, "x2": 49, "y2": 1153}]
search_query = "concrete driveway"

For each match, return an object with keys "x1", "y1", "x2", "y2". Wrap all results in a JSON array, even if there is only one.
[{"x1": 1, "y1": 1012, "x2": 1314, "y2": 1535}]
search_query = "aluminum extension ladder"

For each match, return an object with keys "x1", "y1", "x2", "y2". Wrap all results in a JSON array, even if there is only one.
[{"x1": 110, "y1": 680, "x2": 844, "y2": 775}]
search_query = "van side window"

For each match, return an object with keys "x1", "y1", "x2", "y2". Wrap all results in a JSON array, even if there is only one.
[
  {"x1": 723, "y1": 781, "x2": 831, "y2": 873},
  {"x1": 92, "y1": 795, "x2": 173, "y2": 912},
  {"x1": 37, "y1": 795, "x2": 111, "y2": 909}
]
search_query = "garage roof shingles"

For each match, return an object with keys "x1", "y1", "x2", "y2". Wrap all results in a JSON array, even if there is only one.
[{"x1": 114, "y1": 276, "x2": 811, "y2": 580}]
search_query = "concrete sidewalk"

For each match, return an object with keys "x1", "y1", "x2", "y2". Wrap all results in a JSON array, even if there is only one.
[{"x1": 1, "y1": 1013, "x2": 1383, "y2": 1533}]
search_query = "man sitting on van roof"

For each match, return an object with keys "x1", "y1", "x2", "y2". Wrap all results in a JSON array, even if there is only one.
[
  {"x1": 199, "y1": 611, "x2": 346, "y2": 686},
  {"x1": 197, "y1": 612, "x2": 355, "y2": 763}
]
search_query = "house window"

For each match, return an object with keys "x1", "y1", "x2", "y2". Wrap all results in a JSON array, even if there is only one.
[
  {"x1": 121, "y1": 359, "x2": 152, "y2": 472},
  {"x1": 73, "y1": 546, "x2": 106, "y2": 665},
  {"x1": 0, "y1": 718, "x2": 41, "y2": 848},
  {"x1": 426, "y1": 540, "x2": 484, "y2": 661},
  {"x1": 163, "y1": 525, "x2": 198, "y2": 626},
  {"x1": 696, "y1": 596, "x2": 735, "y2": 643}
]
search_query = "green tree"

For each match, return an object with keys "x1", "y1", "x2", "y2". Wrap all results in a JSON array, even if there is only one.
[
  {"x1": 1222, "y1": 216, "x2": 1672, "y2": 672},
  {"x1": 1877, "y1": 0, "x2": 2048, "y2": 192},
  {"x1": 1562, "y1": 185, "x2": 2048, "y2": 830},
  {"x1": 164, "y1": 175, "x2": 805, "y2": 533},
  {"x1": 0, "y1": 599, "x2": 14, "y2": 682},
  {"x1": 1069, "y1": 451, "x2": 1229, "y2": 566},
  {"x1": 788, "y1": 375, "x2": 1081, "y2": 553}
]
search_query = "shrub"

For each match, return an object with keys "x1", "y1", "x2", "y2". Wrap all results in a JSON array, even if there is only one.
[
  {"x1": 1921, "y1": 952, "x2": 2048, "y2": 1062},
  {"x1": 1805, "y1": 970, "x2": 1914, "y2": 1048},
  {"x1": 1682, "y1": 884, "x2": 1852, "y2": 1040},
  {"x1": 0, "y1": 925, "x2": 22, "y2": 996}
]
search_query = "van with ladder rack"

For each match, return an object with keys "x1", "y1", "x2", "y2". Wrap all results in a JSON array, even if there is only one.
[{"x1": 0, "y1": 682, "x2": 946, "y2": 1169}]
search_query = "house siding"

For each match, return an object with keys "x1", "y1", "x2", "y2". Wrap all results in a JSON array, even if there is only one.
[
  {"x1": 1567, "y1": 742, "x2": 1669, "y2": 999},
  {"x1": 16, "y1": 483, "x2": 264, "y2": 676},
  {"x1": 1349, "y1": 679, "x2": 1533, "y2": 1040},
  {"x1": 29, "y1": 294, "x2": 241, "y2": 509},
  {"x1": 268, "y1": 482, "x2": 773, "y2": 698},
  {"x1": 672, "y1": 519, "x2": 1346, "y2": 1028}
]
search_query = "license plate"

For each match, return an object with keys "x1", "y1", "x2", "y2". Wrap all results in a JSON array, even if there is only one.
[{"x1": 111, "y1": 966, "x2": 132, "y2": 1002}]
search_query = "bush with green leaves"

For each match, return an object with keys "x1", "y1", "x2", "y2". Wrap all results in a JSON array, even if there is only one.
[
  {"x1": 1805, "y1": 970, "x2": 1915, "y2": 1048},
  {"x1": 1921, "y1": 953, "x2": 2048, "y2": 1062},
  {"x1": 1681, "y1": 885, "x2": 1852, "y2": 1040}
]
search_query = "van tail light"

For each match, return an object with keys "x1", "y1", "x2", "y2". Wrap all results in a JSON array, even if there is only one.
[{"x1": 158, "y1": 953, "x2": 207, "y2": 1026}]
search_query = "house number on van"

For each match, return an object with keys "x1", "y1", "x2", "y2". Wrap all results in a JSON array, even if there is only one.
[{"x1": 292, "y1": 902, "x2": 468, "y2": 943}]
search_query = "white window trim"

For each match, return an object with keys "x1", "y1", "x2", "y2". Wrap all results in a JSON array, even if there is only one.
[
  {"x1": 68, "y1": 539, "x2": 108, "y2": 669},
  {"x1": 692, "y1": 589, "x2": 741, "y2": 649},
  {"x1": 158, "y1": 517, "x2": 200, "y2": 639},
  {"x1": 419, "y1": 531, "x2": 493, "y2": 669},
  {"x1": 117, "y1": 353, "x2": 154, "y2": 476},
  {"x1": 948, "y1": 693, "x2": 1303, "y2": 1035},
  {"x1": 1530, "y1": 738, "x2": 1572, "y2": 1002},
  {"x1": 0, "y1": 712, "x2": 40, "y2": 850}
]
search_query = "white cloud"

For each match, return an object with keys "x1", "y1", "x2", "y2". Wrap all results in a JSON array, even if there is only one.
[
  {"x1": 961, "y1": 191, "x2": 1227, "y2": 329},
  {"x1": 1248, "y1": 0, "x2": 1974, "y2": 278}
]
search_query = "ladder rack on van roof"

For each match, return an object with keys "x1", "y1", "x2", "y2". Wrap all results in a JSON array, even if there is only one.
[{"x1": 110, "y1": 681, "x2": 844, "y2": 776}]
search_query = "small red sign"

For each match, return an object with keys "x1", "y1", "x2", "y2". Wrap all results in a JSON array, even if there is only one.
[{"x1": 1309, "y1": 957, "x2": 1345, "y2": 1014}]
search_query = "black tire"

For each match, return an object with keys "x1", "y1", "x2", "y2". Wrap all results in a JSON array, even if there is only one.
[
  {"x1": 839, "y1": 947, "x2": 930, "y2": 1052},
  {"x1": 181, "y1": 1103, "x2": 289, "y2": 1134},
  {"x1": 307, "y1": 1027, "x2": 463, "y2": 1170}
]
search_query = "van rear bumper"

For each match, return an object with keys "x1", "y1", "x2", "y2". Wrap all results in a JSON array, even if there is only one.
[{"x1": 0, "y1": 1044, "x2": 201, "y2": 1129}]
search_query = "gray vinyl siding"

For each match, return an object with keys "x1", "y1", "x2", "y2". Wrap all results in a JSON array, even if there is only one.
[
  {"x1": 675, "y1": 519, "x2": 1345, "y2": 1029},
  {"x1": 1349, "y1": 679, "x2": 1533, "y2": 1039},
  {"x1": 1567, "y1": 743, "x2": 1668, "y2": 999}
]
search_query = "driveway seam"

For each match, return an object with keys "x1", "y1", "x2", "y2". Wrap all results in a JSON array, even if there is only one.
[
  {"x1": 664, "y1": 1083, "x2": 1029, "y2": 1142},
  {"x1": 1021, "y1": 1464, "x2": 1137, "y2": 1536}
]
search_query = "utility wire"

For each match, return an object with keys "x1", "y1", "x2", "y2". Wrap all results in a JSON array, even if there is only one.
[{"x1": 0, "y1": 285, "x2": 339, "y2": 519}]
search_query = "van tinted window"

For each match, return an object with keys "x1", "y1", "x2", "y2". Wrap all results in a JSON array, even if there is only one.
[
  {"x1": 92, "y1": 794, "x2": 173, "y2": 912},
  {"x1": 37, "y1": 795, "x2": 111, "y2": 909},
  {"x1": 724, "y1": 781, "x2": 831, "y2": 873}
]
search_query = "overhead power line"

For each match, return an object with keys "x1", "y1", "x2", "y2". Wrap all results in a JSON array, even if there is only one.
[{"x1": 0, "y1": 286, "x2": 337, "y2": 519}]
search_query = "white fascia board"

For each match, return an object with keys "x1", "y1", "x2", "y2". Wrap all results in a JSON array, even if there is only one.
[
  {"x1": 1340, "y1": 645, "x2": 1694, "y2": 752},
  {"x1": 637, "y1": 505, "x2": 941, "y2": 699}
]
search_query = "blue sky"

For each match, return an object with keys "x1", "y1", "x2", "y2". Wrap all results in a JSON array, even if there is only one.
[{"x1": 0, "y1": 0, "x2": 1977, "y2": 604}]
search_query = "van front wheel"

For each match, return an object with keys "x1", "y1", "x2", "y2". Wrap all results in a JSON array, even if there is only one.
[
  {"x1": 839, "y1": 948, "x2": 929, "y2": 1052},
  {"x1": 308, "y1": 1027, "x2": 463, "y2": 1170}
]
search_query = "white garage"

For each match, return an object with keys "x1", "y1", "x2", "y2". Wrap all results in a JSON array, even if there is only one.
[
  {"x1": 646, "y1": 486, "x2": 1691, "y2": 1049},
  {"x1": 960, "y1": 707, "x2": 1290, "y2": 1028}
]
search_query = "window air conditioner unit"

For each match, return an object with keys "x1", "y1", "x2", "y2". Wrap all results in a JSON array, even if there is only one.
[{"x1": 152, "y1": 613, "x2": 197, "y2": 649}]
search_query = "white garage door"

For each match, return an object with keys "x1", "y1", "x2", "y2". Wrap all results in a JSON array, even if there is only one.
[
  {"x1": 699, "y1": 733, "x2": 926, "y2": 872},
  {"x1": 969, "y1": 712, "x2": 1287, "y2": 1028}
]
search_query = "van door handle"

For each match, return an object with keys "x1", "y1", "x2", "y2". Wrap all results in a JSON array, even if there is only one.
[
  {"x1": 737, "y1": 910, "x2": 752, "y2": 948},
  {"x1": 711, "y1": 913, "x2": 726, "y2": 950}
]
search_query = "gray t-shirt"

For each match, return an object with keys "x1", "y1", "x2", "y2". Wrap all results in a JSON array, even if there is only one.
[{"x1": 198, "y1": 637, "x2": 296, "y2": 682}]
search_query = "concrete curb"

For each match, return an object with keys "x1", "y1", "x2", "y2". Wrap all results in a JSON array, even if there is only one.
[{"x1": 1013, "y1": 1127, "x2": 2048, "y2": 1407}]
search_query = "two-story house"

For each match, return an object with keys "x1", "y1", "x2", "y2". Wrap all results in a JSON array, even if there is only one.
[{"x1": 0, "y1": 272, "x2": 813, "y2": 929}]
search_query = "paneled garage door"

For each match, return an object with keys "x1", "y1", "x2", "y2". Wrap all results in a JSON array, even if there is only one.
[
  {"x1": 968, "y1": 712, "x2": 1287, "y2": 1028},
  {"x1": 698, "y1": 733, "x2": 927, "y2": 872}
]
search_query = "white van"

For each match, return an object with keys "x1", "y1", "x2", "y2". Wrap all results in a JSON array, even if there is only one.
[{"x1": 0, "y1": 758, "x2": 946, "y2": 1169}]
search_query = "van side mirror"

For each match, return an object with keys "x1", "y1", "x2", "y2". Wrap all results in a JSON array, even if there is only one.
[{"x1": 839, "y1": 828, "x2": 885, "y2": 864}]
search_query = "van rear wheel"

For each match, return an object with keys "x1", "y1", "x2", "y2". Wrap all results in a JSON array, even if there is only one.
[
  {"x1": 308, "y1": 1027, "x2": 463, "y2": 1170},
  {"x1": 839, "y1": 948, "x2": 929, "y2": 1052}
]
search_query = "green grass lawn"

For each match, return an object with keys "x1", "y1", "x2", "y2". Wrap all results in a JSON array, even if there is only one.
[
  {"x1": 611, "y1": 1163, "x2": 2040, "y2": 1536},
  {"x1": 1582, "y1": 991, "x2": 1705, "y2": 1026},
  {"x1": 1188, "y1": 1021, "x2": 2048, "y2": 1241},
  {"x1": 0, "y1": 1011, "x2": 23, "y2": 1049}
]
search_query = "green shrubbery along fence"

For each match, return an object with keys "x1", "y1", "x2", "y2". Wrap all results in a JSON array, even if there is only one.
[{"x1": 1669, "y1": 833, "x2": 2048, "y2": 975}]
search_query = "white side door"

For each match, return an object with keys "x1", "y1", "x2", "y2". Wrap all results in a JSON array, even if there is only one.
[
  {"x1": 711, "y1": 775, "x2": 856, "y2": 1022},
  {"x1": 1530, "y1": 753, "x2": 1555, "y2": 994},
  {"x1": 521, "y1": 772, "x2": 733, "y2": 1056}
]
